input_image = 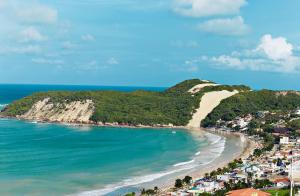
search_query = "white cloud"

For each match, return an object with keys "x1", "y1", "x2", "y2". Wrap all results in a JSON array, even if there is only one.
[
  {"x1": 198, "y1": 34, "x2": 300, "y2": 73},
  {"x1": 211, "y1": 55, "x2": 243, "y2": 69},
  {"x1": 15, "y1": 3, "x2": 58, "y2": 24},
  {"x1": 61, "y1": 41, "x2": 76, "y2": 49},
  {"x1": 256, "y1": 34, "x2": 293, "y2": 60},
  {"x1": 197, "y1": 16, "x2": 250, "y2": 36},
  {"x1": 32, "y1": 58, "x2": 64, "y2": 65},
  {"x1": 107, "y1": 57, "x2": 119, "y2": 65},
  {"x1": 81, "y1": 34, "x2": 95, "y2": 41},
  {"x1": 0, "y1": 45, "x2": 41, "y2": 54},
  {"x1": 173, "y1": 0, "x2": 247, "y2": 17},
  {"x1": 20, "y1": 27, "x2": 47, "y2": 42}
]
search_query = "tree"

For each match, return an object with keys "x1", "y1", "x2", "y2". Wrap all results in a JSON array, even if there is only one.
[
  {"x1": 247, "y1": 172, "x2": 253, "y2": 185},
  {"x1": 183, "y1": 176, "x2": 193, "y2": 185},
  {"x1": 141, "y1": 188, "x2": 146, "y2": 195},
  {"x1": 175, "y1": 179, "x2": 183, "y2": 189},
  {"x1": 253, "y1": 148, "x2": 262, "y2": 157},
  {"x1": 204, "y1": 173, "x2": 209, "y2": 178}
]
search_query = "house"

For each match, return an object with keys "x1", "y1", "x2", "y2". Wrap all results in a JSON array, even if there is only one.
[
  {"x1": 235, "y1": 174, "x2": 248, "y2": 182},
  {"x1": 216, "y1": 174, "x2": 230, "y2": 182},
  {"x1": 226, "y1": 188, "x2": 270, "y2": 196},
  {"x1": 245, "y1": 164, "x2": 261, "y2": 173},
  {"x1": 280, "y1": 137, "x2": 289, "y2": 144},
  {"x1": 273, "y1": 177, "x2": 290, "y2": 188},
  {"x1": 193, "y1": 180, "x2": 221, "y2": 193},
  {"x1": 273, "y1": 127, "x2": 290, "y2": 137},
  {"x1": 256, "y1": 111, "x2": 269, "y2": 119},
  {"x1": 294, "y1": 109, "x2": 300, "y2": 115},
  {"x1": 236, "y1": 118, "x2": 249, "y2": 128}
]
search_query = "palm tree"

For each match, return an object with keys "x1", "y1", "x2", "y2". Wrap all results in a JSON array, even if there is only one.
[
  {"x1": 247, "y1": 172, "x2": 253, "y2": 183},
  {"x1": 153, "y1": 186, "x2": 158, "y2": 194},
  {"x1": 204, "y1": 173, "x2": 209, "y2": 179}
]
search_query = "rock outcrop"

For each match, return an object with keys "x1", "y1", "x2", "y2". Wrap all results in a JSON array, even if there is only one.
[{"x1": 19, "y1": 98, "x2": 94, "y2": 123}]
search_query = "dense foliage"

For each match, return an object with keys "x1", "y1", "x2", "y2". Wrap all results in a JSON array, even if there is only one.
[
  {"x1": 2, "y1": 79, "x2": 240, "y2": 126},
  {"x1": 202, "y1": 90, "x2": 300, "y2": 127},
  {"x1": 288, "y1": 119, "x2": 300, "y2": 130}
]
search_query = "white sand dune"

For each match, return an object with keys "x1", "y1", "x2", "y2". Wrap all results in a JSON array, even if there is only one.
[
  {"x1": 187, "y1": 90, "x2": 239, "y2": 128},
  {"x1": 188, "y1": 83, "x2": 219, "y2": 94}
]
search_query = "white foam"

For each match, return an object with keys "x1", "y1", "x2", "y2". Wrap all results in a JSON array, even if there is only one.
[
  {"x1": 74, "y1": 132, "x2": 227, "y2": 196},
  {"x1": 173, "y1": 159, "x2": 195, "y2": 167},
  {"x1": 0, "y1": 104, "x2": 8, "y2": 109},
  {"x1": 74, "y1": 164, "x2": 196, "y2": 196}
]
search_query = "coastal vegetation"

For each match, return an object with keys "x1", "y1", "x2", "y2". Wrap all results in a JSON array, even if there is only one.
[
  {"x1": 1, "y1": 79, "x2": 248, "y2": 126},
  {"x1": 202, "y1": 90, "x2": 300, "y2": 127}
]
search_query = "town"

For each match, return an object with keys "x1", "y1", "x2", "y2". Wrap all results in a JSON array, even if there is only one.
[{"x1": 131, "y1": 108, "x2": 300, "y2": 196}]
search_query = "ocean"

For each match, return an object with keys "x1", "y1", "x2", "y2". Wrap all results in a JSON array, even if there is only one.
[{"x1": 0, "y1": 84, "x2": 238, "y2": 195}]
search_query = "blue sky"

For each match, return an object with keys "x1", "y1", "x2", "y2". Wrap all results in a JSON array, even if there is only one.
[{"x1": 1, "y1": 0, "x2": 300, "y2": 89}]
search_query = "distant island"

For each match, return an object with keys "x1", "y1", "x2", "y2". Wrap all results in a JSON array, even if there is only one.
[{"x1": 1, "y1": 79, "x2": 300, "y2": 129}]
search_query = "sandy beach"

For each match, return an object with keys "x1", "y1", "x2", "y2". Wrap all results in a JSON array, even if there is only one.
[{"x1": 157, "y1": 129, "x2": 258, "y2": 193}]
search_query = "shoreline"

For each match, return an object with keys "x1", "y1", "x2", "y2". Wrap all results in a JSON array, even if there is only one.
[
  {"x1": 158, "y1": 128, "x2": 258, "y2": 194},
  {"x1": 0, "y1": 115, "x2": 187, "y2": 129},
  {"x1": 0, "y1": 116, "x2": 258, "y2": 195}
]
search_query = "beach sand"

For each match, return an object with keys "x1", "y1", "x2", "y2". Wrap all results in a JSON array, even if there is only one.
[{"x1": 157, "y1": 130, "x2": 258, "y2": 193}]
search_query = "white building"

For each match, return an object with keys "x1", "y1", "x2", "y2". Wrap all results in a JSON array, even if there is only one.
[
  {"x1": 216, "y1": 174, "x2": 230, "y2": 182},
  {"x1": 280, "y1": 137, "x2": 289, "y2": 144},
  {"x1": 194, "y1": 181, "x2": 221, "y2": 193},
  {"x1": 274, "y1": 178, "x2": 290, "y2": 188},
  {"x1": 237, "y1": 118, "x2": 249, "y2": 128}
]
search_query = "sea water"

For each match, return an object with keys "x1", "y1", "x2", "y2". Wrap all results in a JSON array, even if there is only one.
[{"x1": 0, "y1": 84, "x2": 230, "y2": 195}]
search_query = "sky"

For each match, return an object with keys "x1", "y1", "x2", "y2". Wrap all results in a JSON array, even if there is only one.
[{"x1": 1, "y1": 0, "x2": 300, "y2": 90}]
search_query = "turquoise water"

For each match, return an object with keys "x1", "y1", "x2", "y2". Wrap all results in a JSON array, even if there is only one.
[
  {"x1": 0, "y1": 85, "x2": 211, "y2": 195},
  {"x1": 0, "y1": 119, "x2": 204, "y2": 195}
]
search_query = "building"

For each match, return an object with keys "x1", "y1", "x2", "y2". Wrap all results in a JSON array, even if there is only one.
[
  {"x1": 273, "y1": 177, "x2": 290, "y2": 188},
  {"x1": 280, "y1": 137, "x2": 289, "y2": 144},
  {"x1": 273, "y1": 127, "x2": 290, "y2": 137},
  {"x1": 226, "y1": 188, "x2": 270, "y2": 196},
  {"x1": 216, "y1": 174, "x2": 230, "y2": 182}
]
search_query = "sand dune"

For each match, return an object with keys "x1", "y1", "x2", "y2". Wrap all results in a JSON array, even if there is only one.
[
  {"x1": 188, "y1": 83, "x2": 219, "y2": 94},
  {"x1": 187, "y1": 90, "x2": 239, "y2": 128},
  {"x1": 20, "y1": 98, "x2": 94, "y2": 123}
]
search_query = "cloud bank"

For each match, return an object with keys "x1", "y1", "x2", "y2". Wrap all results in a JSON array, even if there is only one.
[
  {"x1": 197, "y1": 16, "x2": 250, "y2": 36},
  {"x1": 173, "y1": 0, "x2": 247, "y2": 17},
  {"x1": 199, "y1": 34, "x2": 300, "y2": 73}
]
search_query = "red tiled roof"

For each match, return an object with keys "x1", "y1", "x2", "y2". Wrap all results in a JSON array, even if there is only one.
[
  {"x1": 226, "y1": 188, "x2": 270, "y2": 196},
  {"x1": 273, "y1": 177, "x2": 290, "y2": 183}
]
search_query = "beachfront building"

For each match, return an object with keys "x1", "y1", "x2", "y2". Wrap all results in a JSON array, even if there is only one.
[
  {"x1": 189, "y1": 180, "x2": 222, "y2": 194},
  {"x1": 216, "y1": 174, "x2": 230, "y2": 182},
  {"x1": 280, "y1": 137, "x2": 289, "y2": 145},
  {"x1": 226, "y1": 188, "x2": 271, "y2": 196},
  {"x1": 273, "y1": 177, "x2": 290, "y2": 188}
]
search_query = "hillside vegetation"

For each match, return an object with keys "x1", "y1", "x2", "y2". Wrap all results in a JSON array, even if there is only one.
[
  {"x1": 1, "y1": 79, "x2": 249, "y2": 126},
  {"x1": 202, "y1": 90, "x2": 300, "y2": 127}
]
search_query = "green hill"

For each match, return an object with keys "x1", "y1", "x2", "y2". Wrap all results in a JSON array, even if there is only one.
[{"x1": 0, "y1": 79, "x2": 248, "y2": 126}]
